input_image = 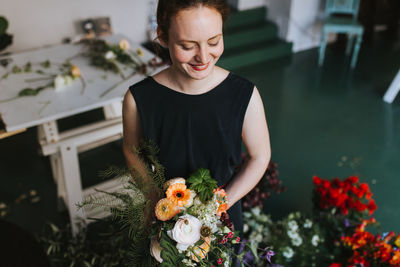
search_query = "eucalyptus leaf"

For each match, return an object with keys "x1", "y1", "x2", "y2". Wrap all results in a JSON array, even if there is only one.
[
  {"x1": 41, "y1": 60, "x2": 51, "y2": 68},
  {"x1": 24, "y1": 62, "x2": 32, "y2": 72},
  {"x1": 12, "y1": 65, "x2": 22, "y2": 73},
  {"x1": 18, "y1": 88, "x2": 38, "y2": 96}
]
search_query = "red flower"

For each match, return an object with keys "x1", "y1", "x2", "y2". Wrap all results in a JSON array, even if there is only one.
[
  {"x1": 329, "y1": 263, "x2": 342, "y2": 267},
  {"x1": 236, "y1": 236, "x2": 240, "y2": 243},
  {"x1": 228, "y1": 232, "x2": 234, "y2": 238},
  {"x1": 368, "y1": 200, "x2": 377, "y2": 215},
  {"x1": 217, "y1": 258, "x2": 223, "y2": 265},
  {"x1": 313, "y1": 176, "x2": 323, "y2": 185},
  {"x1": 347, "y1": 176, "x2": 359, "y2": 184}
]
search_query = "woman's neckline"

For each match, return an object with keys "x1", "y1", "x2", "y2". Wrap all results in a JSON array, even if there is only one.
[{"x1": 149, "y1": 72, "x2": 232, "y2": 97}]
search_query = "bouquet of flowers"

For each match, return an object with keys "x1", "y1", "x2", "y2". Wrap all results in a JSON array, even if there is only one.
[
  {"x1": 79, "y1": 141, "x2": 271, "y2": 267},
  {"x1": 150, "y1": 169, "x2": 242, "y2": 266}
]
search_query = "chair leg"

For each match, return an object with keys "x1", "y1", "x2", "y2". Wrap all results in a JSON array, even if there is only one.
[
  {"x1": 350, "y1": 34, "x2": 362, "y2": 69},
  {"x1": 346, "y1": 35, "x2": 354, "y2": 56},
  {"x1": 318, "y1": 33, "x2": 327, "y2": 66}
]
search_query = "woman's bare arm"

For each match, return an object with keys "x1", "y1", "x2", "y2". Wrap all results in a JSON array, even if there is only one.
[
  {"x1": 122, "y1": 90, "x2": 148, "y2": 179},
  {"x1": 225, "y1": 86, "x2": 271, "y2": 208}
]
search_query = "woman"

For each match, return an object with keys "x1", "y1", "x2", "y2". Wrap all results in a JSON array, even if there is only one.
[{"x1": 122, "y1": 0, "x2": 271, "y2": 233}]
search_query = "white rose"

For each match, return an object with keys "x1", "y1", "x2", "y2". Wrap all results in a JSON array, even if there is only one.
[
  {"x1": 164, "y1": 177, "x2": 185, "y2": 190},
  {"x1": 104, "y1": 50, "x2": 116, "y2": 60},
  {"x1": 150, "y1": 236, "x2": 163, "y2": 263},
  {"x1": 169, "y1": 214, "x2": 202, "y2": 251}
]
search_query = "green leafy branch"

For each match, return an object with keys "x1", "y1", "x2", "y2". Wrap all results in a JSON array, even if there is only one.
[{"x1": 186, "y1": 168, "x2": 218, "y2": 203}]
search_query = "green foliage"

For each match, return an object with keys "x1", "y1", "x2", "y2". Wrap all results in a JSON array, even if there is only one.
[
  {"x1": 39, "y1": 221, "x2": 132, "y2": 267},
  {"x1": 78, "y1": 140, "x2": 165, "y2": 266},
  {"x1": 0, "y1": 16, "x2": 12, "y2": 52},
  {"x1": 0, "y1": 16, "x2": 8, "y2": 35},
  {"x1": 186, "y1": 168, "x2": 217, "y2": 203},
  {"x1": 18, "y1": 85, "x2": 50, "y2": 97},
  {"x1": 40, "y1": 60, "x2": 51, "y2": 68},
  {"x1": 160, "y1": 231, "x2": 184, "y2": 267}
]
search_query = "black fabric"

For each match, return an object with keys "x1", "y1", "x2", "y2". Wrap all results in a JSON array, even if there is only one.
[{"x1": 129, "y1": 72, "x2": 254, "y2": 232}]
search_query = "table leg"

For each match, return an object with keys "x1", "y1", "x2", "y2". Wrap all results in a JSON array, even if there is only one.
[
  {"x1": 103, "y1": 102, "x2": 122, "y2": 120},
  {"x1": 59, "y1": 144, "x2": 86, "y2": 235}
]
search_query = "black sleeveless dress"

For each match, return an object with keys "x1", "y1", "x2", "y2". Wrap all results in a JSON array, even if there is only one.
[{"x1": 129, "y1": 72, "x2": 254, "y2": 232}]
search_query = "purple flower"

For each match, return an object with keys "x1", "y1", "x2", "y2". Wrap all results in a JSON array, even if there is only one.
[
  {"x1": 344, "y1": 218, "x2": 350, "y2": 228},
  {"x1": 259, "y1": 246, "x2": 275, "y2": 263},
  {"x1": 243, "y1": 251, "x2": 254, "y2": 264}
]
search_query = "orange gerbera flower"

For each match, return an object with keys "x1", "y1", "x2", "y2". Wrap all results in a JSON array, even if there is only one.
[
  {"x1": 217, "y1": 203, "x2": 228, "y2": 216},
  {"x1": 166, "y1": 183, "x2": 191, "y2": 207},
  {"x1": 155, "y1": 198, "x2": 179, "y2": 221}
]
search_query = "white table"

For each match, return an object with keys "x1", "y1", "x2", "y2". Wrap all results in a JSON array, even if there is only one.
[{"x1": 0, "y1": 35, "x2": 163, "y2": 233}]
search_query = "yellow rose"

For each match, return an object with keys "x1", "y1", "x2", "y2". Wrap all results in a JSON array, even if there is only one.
[
  {"x1": 119, "y1": 39, "x2": 130, "y2": 50},
  {"x1": 70, "y1": 65, "x2": 80, "y2": 78}
]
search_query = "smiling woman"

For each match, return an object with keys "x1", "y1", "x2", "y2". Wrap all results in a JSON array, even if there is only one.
[{"x1": 122, "y1": 0, "x2": 271, "y2": 261}]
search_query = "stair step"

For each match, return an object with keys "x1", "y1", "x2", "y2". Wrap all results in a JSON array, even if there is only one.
[
  {"x1": 218, "y1": 40, "x2": 292, "y2": 69},
  {"x1": 225, "y1": 7, "x2": 267, "y2": 31},
  {"x1": 224, "y1": 21, "x2": 278, "y2": 50}
]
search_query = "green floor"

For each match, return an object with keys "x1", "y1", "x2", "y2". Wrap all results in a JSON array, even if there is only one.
[{"x1": 1, "y1": 35, "x2": 400, "y2": 236}]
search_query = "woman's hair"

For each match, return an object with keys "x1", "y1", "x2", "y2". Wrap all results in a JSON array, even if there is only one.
[{"x1": 156, "y1": 0, "x2": 230, "y2": 43}]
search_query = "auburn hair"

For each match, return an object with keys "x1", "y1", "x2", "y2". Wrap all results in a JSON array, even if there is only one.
[{"x1": 156, "y1": 0, "x2": 230, "y2": 42}]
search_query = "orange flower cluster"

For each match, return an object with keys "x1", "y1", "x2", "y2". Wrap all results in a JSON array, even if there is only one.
[
  {"x1": 214, "y1": 188, "x2": 228, "y2": 216},
  {"x1": 155, "y1": 180, "x2": 191, "y2": 221},
  {"x1": 313, "y1": 176, "x2": 377, "y2": 216},
  {"x1": 334, "y1": 218, "x2": 400, "y2": 267}
]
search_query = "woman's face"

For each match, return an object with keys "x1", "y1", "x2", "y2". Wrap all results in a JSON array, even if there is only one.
[{"x1": 164, "y1": 6, "x2": 224, "y2": 80}]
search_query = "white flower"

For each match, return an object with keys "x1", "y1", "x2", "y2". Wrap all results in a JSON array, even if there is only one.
[
  {"x1": 104, "y1": 50, "x2": 116, "y2": 60},
  {"x1": 150, "y1": 236, "x2": 162, "y2": 263},
  {"x1": 287, "y1": 220, "x2": 298, "y2": 232},
  {"x1": 164, "y1": 177, "x2": 185, "y2": 189},
  {"x1": 259, "y1": 214, "x2": 270, "y2": 223},
  {"x1": 243, "y1": 224, "x2": 249, "y2": 233},
  {"x1": 182, "y1": 259, "x2": 196, "y2": 267},
  {"x1": 54, "y1": 75, "x2": 74, "y2": 91},
  {"x1": 222, "y1": 226, "x2": 231, "y2": 234},
  {"x1": 287, "y1": 230, "x2": 299, "y2": 239},
  {"x1": 303, "y1": 219, "x2": 313, "y2": 228},
  {"x1": 193, "y1": 196, "x2": 202, "y2": 206},
  {"x1": 169, "y1": 214, "x2": 202, "y2": 251},
  {"x1": 311, "y1": 235, "x2": 320, "y2": 246},
  {"x1": 291, "y1": 235, "x2": 303, "y2": 247},
  {"x1": 282, "y1": 247, "x2": 294, "y2": 259},
  {"x1": 251, "y1": 207, "x2": 261, "y2": 216}
]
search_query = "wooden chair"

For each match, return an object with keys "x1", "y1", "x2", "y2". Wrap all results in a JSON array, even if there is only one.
[{"x1": 318, "y1": 0, "x2": 364, "y2": 69}]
